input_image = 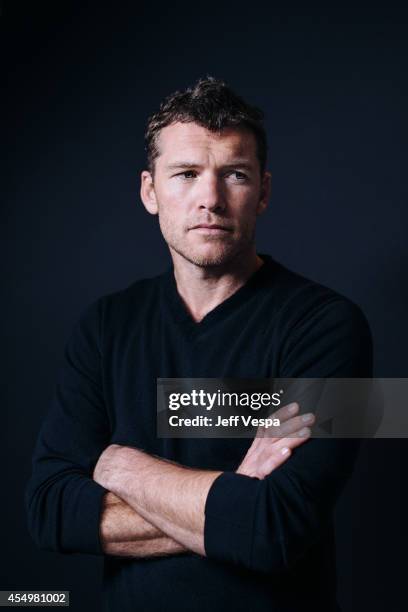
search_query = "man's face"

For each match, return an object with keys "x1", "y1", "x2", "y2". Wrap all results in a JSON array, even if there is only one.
[{"x1": 141, "y1": 121, "x2": 270, "y2": 267}]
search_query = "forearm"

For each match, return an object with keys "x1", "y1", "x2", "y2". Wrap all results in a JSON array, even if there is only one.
[
  {"x1": 95, "y1": 408, "x2": 311, "y2": 560},
  {"x1": 100, "y1": 492, "x2": 188, "y2": 557},
  {"x1": 101, "y1": 492, "x2": 159, "y2": 543},
  {"x1": 95, "y1": 448, "x2": 222, "y2": 556},
  {"x1": 103, "y1": 536, "x2": 187, "y2": 558}
]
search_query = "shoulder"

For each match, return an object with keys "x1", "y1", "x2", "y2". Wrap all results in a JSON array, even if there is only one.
[
  {"x1": 260, "y1": 255, "x2": 373, "y2": 377},
  {"x1": 263, "y1": 255, "x2": 370, "y2": 334},
  {"x1": 71, "y1": 271, "x2": 166, "y2": 342},
  {"x1": 100, "y1": 271, "x2": 166, "y2": 321}
]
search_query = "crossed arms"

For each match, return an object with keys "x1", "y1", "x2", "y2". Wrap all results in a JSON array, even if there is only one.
[
  {"x1": 94, "y1": 404, "x2": 313, "y2": 559},
  {"x1": 25, "y1": 296, "x2": 371, "y2": 572}
]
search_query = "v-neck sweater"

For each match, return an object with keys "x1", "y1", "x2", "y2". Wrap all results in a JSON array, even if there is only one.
[{"x1": 25, "y1": 254, "x2": 372, "y2": 612}]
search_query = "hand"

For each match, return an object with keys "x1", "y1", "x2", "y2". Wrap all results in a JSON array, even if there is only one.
[{"x1": 236, "y1": 402, "x2": 314, "y2": 479}]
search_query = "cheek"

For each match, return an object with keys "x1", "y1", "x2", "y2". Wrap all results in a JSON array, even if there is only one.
[
  {"x1": 156, "y1": 183, "x2": 190, "y2": 213},
  {"x1": 235, "y1": 197, "x2": 259, "y2": 218},
  {"x1": 157, "y1": 200, "x2": 184, "y2": 237}
]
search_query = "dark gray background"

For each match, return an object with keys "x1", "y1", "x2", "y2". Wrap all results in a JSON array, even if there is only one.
[{"x1": 2, "y1": 2, "x2": 408, "y2": 610}]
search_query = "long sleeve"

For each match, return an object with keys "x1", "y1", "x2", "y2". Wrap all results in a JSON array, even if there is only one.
[
  {"x1": 204, "y1": 294, "x2": 373, "y2": 574},
  {"x1": 25, "y1": 299, "x2": 111, "y2": 555}
]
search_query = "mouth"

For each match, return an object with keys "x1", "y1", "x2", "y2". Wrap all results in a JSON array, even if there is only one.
[{"x1": 190, "y1": 224, "x2": 232, "y2": 234}]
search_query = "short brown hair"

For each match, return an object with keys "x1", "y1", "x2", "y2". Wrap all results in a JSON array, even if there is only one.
[{"x1": 144, "y1": 76, "x2": 268, "y2": 177}]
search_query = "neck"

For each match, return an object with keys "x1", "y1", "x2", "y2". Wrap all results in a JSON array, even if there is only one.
[{"x1": 170, "y1": 247, "x2": 264, "y2": 322}]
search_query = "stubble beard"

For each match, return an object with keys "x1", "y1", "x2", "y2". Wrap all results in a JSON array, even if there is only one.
[{"x1": 160, "y1": 215, "x2": 257, "y2": 269}]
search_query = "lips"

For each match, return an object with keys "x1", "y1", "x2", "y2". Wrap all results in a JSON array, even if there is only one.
[{"x1": 191, "y1": 224, "x2": 231, "y2": 231}]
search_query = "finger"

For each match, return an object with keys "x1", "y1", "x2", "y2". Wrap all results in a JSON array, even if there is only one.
[
  {"x1": 275, "y1": 428, "x2": 312, "y2": 450},
  {"x1": 255, "y1": 412, "x2": 314, "y2": 442},
  {"x1": 257, "y1": 427, "x2": 312, "y2": 460},
  {"x1": 257, "y1": 447, "x2": 292, "y2": 477},
  {"x1": 255, "y1": 424, "x2": 267, "y2": 440},
  {"x1": 249, "y1": 407, "x2": 313, "y2": 452},
  {"x1": 273, "y1": 413, "x2": 315, "y2": 438},
  {"x1": 250, "y1": 425, "x2": 267, "y2": 448},
  {"x1": 254, "y1": 402, "x2": 300, "y2": 441},
  {"x1": 270, "y1": 401, "x2": 299, "y2": 424},
  {"x1": 258, "y1": 429, "x2": 312, "y2": 475}
]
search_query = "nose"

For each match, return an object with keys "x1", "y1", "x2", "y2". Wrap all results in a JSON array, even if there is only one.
[{"x1": 197, "y1": 174, "x2": 225, "y2": 213}]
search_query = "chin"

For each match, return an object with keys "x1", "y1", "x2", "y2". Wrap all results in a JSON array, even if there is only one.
[
  {"x1": 190, "y1": 254, "x2": 232, "y2": 267},
  {"x1": 173, "y1": 242, "x2": 246, "y2": 268}
]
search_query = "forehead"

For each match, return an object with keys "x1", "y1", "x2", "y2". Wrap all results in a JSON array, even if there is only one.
[{"x1": 155, "y1": 121, "x2": 257, "y2": 163}]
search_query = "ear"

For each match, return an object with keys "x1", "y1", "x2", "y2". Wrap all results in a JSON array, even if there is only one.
[
  {"x1": 140, "y1": 170, "x2": 158, "y2": 215},
  {"x1": 256, "y1": 171, "x2": 271, "y2": 216}
]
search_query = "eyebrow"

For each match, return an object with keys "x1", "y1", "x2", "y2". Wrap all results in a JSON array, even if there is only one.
[{"x1": 165, "y1": 160, "x2": 255, "y2": 171}]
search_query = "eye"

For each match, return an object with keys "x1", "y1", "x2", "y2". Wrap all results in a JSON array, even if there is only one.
[
  {"x1": 228, "y1": 171, "x2": 248, "y2": 182},
  {"x1": 177, "y1": 170, "x2": 197, "y2": 180}
]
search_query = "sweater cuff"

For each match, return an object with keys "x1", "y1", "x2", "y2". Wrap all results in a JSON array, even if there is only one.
[
  {"x1": 204, "y1": 471, "x2": 259, "y2": 567},
  {"x1": 61, "y1": 477, "x2": 109, "y2": 555}
]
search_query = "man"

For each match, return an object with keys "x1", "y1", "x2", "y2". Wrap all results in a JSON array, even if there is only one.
[{"x1": 25, "y1": 77, "x2": 372, "y2": 611}]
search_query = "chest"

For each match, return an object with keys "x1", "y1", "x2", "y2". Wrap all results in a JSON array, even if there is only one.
[{"x1": 102, "y1": 308, "x2": 282, "y2": 468}]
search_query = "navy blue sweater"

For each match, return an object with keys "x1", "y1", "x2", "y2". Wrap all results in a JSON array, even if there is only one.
[{"x1": 25, "y1": 255, "x2": 372, "y2": 611}]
